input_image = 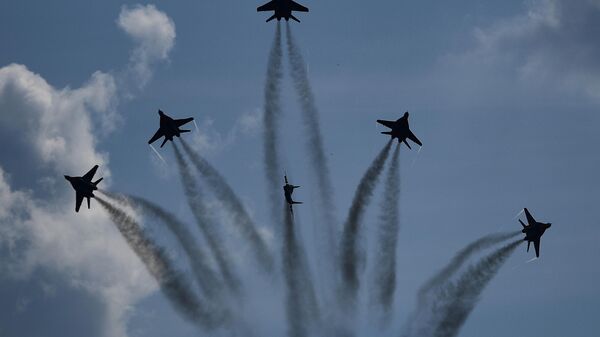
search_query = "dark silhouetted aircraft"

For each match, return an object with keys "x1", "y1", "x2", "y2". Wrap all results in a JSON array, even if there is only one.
[
  {"x1": 257, "y1": 0, "x2": 309, "y2": 22},
  {"x1": 65, "y1": 165, "x2": 103, "y2": 212},
  {"x1": 283, "y1": 174, "x2": 302, "y2": 215},
  {"x1": 519, "y1": 208, "x2": 551, "y2": 258},
  {"x1": 148, "y1": 110, "x2": 194, "y2": 148},
  {"x1": 377, "y1": 112, "x2": 423, "y2": 149}
]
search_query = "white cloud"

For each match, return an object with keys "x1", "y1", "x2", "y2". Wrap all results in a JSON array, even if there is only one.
[
  {"x1": 118, "y1": 4, "x2": 176, "y2": 88},
  {"x1": 0, "y1": 4, "x2": 177, "y2": 337},
  {"x1": 0, "y1": 64, "x2": 113, "y2": 176}
]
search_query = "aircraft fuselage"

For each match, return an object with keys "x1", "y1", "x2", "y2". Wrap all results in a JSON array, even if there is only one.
[
  {"x1": 523, "y1": 223, "x2": 550, "y2": 243},
  {"x1": 64, "y1": 176, "x2": 96, "y2": 199},
  {"x1": 283, "y1": 184, "x2": 296, "y2": 204}
]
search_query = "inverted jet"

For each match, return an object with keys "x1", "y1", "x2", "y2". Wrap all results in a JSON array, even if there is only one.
[
  {"x1": 519, "y1": 208, "x2": 551, "y2": 258},
  {"x1": 148, "y1": 110, "x2": 194, "y2": 148},
  {"x1": 283, "y1": 174, "x2": 302, "y2": 215},
  {"x1": 64, "y1": 165, "x2": 103, "y2": 212},
  {"x1": 377, "y1": 111, "x2": 423, "y2": 149},
  {"x1": 257, "y1": 0, "x2": 309, "y2": 22}
]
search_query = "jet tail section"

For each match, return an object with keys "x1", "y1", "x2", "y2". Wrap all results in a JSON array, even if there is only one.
[
  {"x1": 160, "y1": 138, "x2": 169, "y2": 148},
  {"x1": 519, "y1": 219, "x2": 526, "y2": 228}
]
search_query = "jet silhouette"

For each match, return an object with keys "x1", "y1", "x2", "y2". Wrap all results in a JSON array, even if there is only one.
[
  {"x1": 64, "y1": 165, "x2": 103, "y2": 212},
  {"x1": 257, "y1": 0, "x2": 309, "y2": 22},
  {"x1": 148, "y1": 110, "x2": 194, "y2": 148},
  {"x1": 283, "y1": 174, "x2": 302, "y2": 215},
  {"x1": 519, "y1": 208, "x2": 551, "y2": 258},
  {"x1": 377, "y1": 111, "x2": 423, "y2": 149}
]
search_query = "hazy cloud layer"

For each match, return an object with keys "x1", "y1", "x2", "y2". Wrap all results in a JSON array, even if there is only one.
[{"x1": 460, "y1": 0, "x2": 600, "y2": 100}]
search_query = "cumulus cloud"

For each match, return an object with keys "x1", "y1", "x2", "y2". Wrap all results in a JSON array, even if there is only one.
[
  {"x1": 118, "y1": 4, "x2": 176, "y2": 88},
  {"x1": 465, "y1": 0, "x2": 600, "y2": 100},
  {"x1": 0, "y1": 4, "x2": 177, "y2": 337}
]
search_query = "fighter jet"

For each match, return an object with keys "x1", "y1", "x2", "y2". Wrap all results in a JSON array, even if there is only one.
[
  {"x1": 283, "y1": 174, "x2": 302, "y2": 215},
  {"x1": 257, "y1": 0, "x2": 309, "y2": 22},
  {"x1": 148, "y1": 110, "x2": 194, "y2": 148},
  {"x1": 519, "y1": 208, "x2": 551, "y2": 258},
  {"x1": 377, "y1": 111, "x2": 423, "y2": 149},
  {"x1": 64, "y1": 165, "x2": 103, "y2": 212}
]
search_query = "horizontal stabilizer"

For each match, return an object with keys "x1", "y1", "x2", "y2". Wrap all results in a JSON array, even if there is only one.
[
  {"x1": 403, "y1": 139, "x2": 412, "y2": 149},
  {"x1": 292, "y1": 201, "x2": 303, "y2": 204},
  {"x1": 381, "y1": 131, "x2": 392, "y2": 135},
  {"x1": 93, "y1": 178, "x2": 103, "y2": 186},
  {"x1": 266, "y1": 14, "x2": 277, "y2": 22},
  {"x1": 290, "y1": 14, "x2": 300, "y2": 23},
  {"x1": 180, "y1": 129, "x2": 191, "y2": 133},
  {"x1": 519, "y1": 219, "x2": 526, "y2": 228}
]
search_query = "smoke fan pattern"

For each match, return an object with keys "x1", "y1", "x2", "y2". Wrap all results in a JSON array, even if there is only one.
[{"x1": 95, "y1": 25, "x2": 523, "y2": 337}]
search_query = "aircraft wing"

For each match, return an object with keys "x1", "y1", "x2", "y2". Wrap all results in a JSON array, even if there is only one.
[
  {"x1": 533, "y1": 238, "x2": 541, "y2": 258},
  {"x1": 148, "y1": 129, "x2": 164, "y2": 145},
  {"x1": 257, "y1": 0, "x2": 276, "y2": 11},
  {"x1": 377, "y1": 119, "x2": 396, "y2": 129},
  {"x1": 407, "y1": 130, "x2": 423, "y2": 146},
  {"x1": 75, "y1": 192, "x2": 84, "y2": 213},
  {"x1": 524, "y1": 208, "x2": 536, "y2": 226},
  {"x1": 175, "y1": 117, "x2": 194, "y2": 127},
  {"x1": 83, "y1": 165, "x2": 99, "y2": 181},
  {"x1": 290, "y1": 0, "x2": 309, "y2": 12}
]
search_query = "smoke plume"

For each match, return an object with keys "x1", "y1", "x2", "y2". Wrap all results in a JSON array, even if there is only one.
[
  {"x1": 371, "y1": 143, "x2": 401, "y2": 318},
  {"x1": 180, "y1": 138, "x2": 274, "y2": 273},
  {"x1": 96, "y1": 196, "x2": 224, "y2": 329},
  {"x1": 172, "y1": 142, "x2": 241, "y2": 295},
  {"x1": 282, "y1": 206, "x2": 308, "y2": 337},
  {"x1": 340, "y1": 140, "x2": 393, "y2": 301},
  {"x1": 431, "y1": 240, "x2": 523, "y2": 337},
  {"x1": 285, "y1": 23, "x2": 337, "y2": 281},
  {"x1": 263, "y1": 22, "x2": 285, "y2": 230},
  {"x1": 403, "y1": 231, "x2": 520, "y2": 337}
]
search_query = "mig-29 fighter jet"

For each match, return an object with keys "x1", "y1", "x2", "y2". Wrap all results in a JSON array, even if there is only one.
[
  {"x1": 283, "y1": 174, "x2": 302, "y2": 215},
  {"x1": 377, "y1": 111, "x2": 423, "y2": 149},
  {"x1": 519, "y1": 208, "x2": 552, "y2": 258},
  {"x1": 148, "y1": 110, "x2": 194, "y2": 148},
  {"x1": 257, "y1": 0, "x2": 309, "y2": 22},
  {"x1": 64, "y1": 165, "x2": 103, "y2": 212}
]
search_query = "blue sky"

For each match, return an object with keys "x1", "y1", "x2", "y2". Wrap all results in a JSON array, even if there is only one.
[{"x1": 1, "y1": 1, "x2": 599, "y2": 336}]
